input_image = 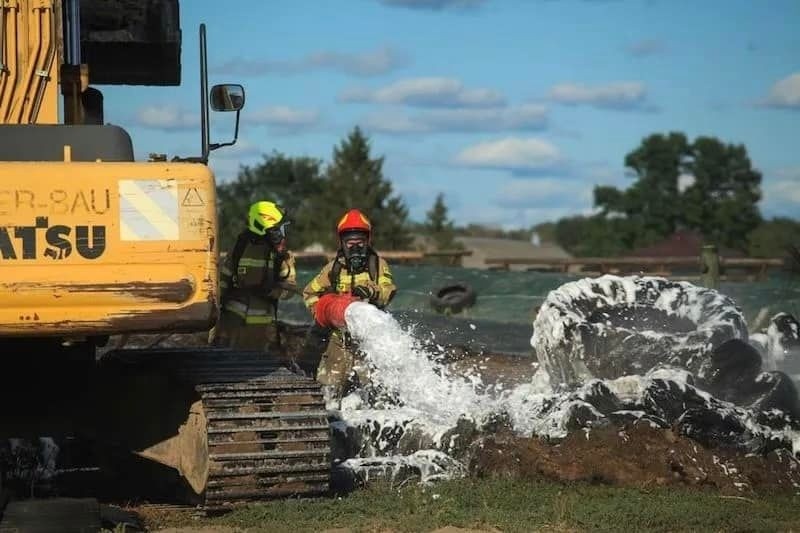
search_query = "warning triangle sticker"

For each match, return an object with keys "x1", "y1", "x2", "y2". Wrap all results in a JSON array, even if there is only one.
[{"x1": 182, "y1": 188, "x2": 205, "y2": 207}]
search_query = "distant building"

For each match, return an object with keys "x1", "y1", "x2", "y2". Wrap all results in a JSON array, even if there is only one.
[{"x1": 455, "y1": 236, "x2": 572, "y2": 271}]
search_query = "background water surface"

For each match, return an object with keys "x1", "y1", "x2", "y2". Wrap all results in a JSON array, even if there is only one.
[{"x1": 278, "y1": 265, "x2": 800, "y2": 356}]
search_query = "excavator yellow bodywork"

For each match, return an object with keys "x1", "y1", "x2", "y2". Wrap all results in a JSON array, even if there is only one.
[
  {"x1": 0, "y1": 0, "x2": 331, "y2": 512},
  {"x1": 1, "y1": 0, "x2": 219, "y2": 336},
  {"x1": 0, "y1": 161, "x2": 218, "y2": 336}
]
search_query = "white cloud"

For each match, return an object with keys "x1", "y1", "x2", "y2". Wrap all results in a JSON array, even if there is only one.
[
  {"x1": 379, "y1": 0, "x2": 486, "y2": 10},
  {"x1": 134, "y1": 104, "x2": 198, "y2": 130},
  {"x1": 547, "y1": 81, "x2": 653, "y2": 110},
  {"x1": 212, "y1": 46, "x2": 407, "y2": 77},
  {"x1": 246, "y1": 106, "x2": 320, "y2": 129},
  {"x1": 763, "y1": 166, "x2": 800, "y2": 211},
  {"x1": 770, "y1": 180, "x2": 800, "y2": 204},
  {"x1": 362, "y1": 104, "x2": 548, "y2": 133},
  {"x1": 454, "y1": 137, "x2": 564, "y2": 172},
  {"x1": 340, "y1": 77, "x2": 505, "y2": 108},
  {"x1": 760, "y1": 73, "x2": 800, "y2": 109},
  {"x1": 134, "y1": 103, "x2": 321, "y2": 133},
  {"x1": 495, "y1": 178, "x2": 592, "y2": 208}
]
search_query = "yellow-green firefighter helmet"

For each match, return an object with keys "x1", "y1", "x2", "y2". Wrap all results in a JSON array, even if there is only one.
[{"x1": 248, "y1": 201, "x2": 284, "y2": 236}]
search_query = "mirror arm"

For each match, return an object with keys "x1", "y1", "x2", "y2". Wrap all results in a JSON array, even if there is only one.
[
  {"x1": 209, "y1": 109, "x2": 240, "y2": 152},
  {"x1": 232, "y1": 109, "x2": 240, "y2": 143},
  {"x1": 209, "y1": 141, "x2": 233, "y2": 151}
]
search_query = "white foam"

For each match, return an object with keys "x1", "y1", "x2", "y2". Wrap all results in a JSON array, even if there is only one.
[
  {"x1": 762, "y1": 316, "x2": 799, "y2": 370},
  {"x1": 342, "y1": 302, "x2": 616, "y2": 442},
  {"x1": 341, "y1": 449, "x2": 466, "y2": 484},
  {"x1": 335, "y1": 296, "x2": 800, "y2": 483}
]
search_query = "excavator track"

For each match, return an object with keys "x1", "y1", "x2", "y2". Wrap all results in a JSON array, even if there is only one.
[{"x1": 99, "y1": 347, "x2": 332, "y2": 510}]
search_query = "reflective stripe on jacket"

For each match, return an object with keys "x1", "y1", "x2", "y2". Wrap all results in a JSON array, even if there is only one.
[{"x1": 219, "y1": 239, "x2": 297, "y2": 324}]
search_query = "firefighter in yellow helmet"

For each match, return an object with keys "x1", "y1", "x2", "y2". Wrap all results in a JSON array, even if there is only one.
[
  {"x1": 302, "y1": 209, "x2": 397, "y2": 402},
  {"x1": 211, "y1": 201, "x2": 297, "y2": 352}
]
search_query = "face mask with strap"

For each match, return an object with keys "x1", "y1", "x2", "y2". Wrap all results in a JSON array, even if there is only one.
[{"x1": 329, "y1": 249, "x2": 378, "y2": 294}]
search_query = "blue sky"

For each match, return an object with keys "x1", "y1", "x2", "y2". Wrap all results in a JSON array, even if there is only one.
[{"x1": 100, "y1": 0, "x2": 800, "y2": 228}]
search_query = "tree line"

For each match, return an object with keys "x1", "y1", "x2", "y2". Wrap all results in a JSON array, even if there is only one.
[{"x1": 216, "y1": 127, "x2": 798, "y2": 259}]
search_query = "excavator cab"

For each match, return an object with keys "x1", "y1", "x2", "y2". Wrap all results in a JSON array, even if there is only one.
[{"x1": 0, "y1": 0, "x2": 331, "y2": 512}]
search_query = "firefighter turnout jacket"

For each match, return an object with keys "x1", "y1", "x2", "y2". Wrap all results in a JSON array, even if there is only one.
[
  {"x1": 302, "y1": 250, "x2": 396, "y2": 318},
  {"x1": 220, "y1": 234, "x2": 296, "y2": 325}
]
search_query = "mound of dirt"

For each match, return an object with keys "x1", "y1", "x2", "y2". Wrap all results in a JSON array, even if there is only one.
[{"x1": 468, "y1": 421, "x2": 800, "y2": 496}]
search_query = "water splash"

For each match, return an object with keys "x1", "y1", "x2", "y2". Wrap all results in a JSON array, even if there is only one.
[
  {"x1": 344, "y1": 302, "x2": 511, "y2": 430},
  {"x1": 341, "y1": 301, "x2": 621, "y2": 445}
]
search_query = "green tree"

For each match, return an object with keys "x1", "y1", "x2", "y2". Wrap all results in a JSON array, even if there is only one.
[
  {"x1": 594, "y1": 132, "x2": 691, "y2": 248},
  {"x1": 588, "y1": 132, "x2": 763, "y2": 254},
  {"x1": 531, "y1": 222, "x2": 556, "y2": 243},
  {"x1": 682, "y1": 136, "x2": 762, "y2": 250},
  {"x1": 554, "y1": 215, "x2": 633, "y2": 257},
  {"x1": 321, "y1": 126, "x2": 412, "y2": 250},
  {"x1": 747, "y1": 217, "x2": 800, "y2": 258},
  {"x1": 216, "y1": 151, "x2": 325, "y2": 250},
  {"x1": 424, "y1": 193, "x2": 461, "y2": 250}
]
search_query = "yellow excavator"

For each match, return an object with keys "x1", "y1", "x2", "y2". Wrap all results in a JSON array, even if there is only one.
[{"x1": 0, "y1": 0, "x2": 331, "y2": 511}]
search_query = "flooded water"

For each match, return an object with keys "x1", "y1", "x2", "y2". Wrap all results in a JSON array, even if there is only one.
[{"x1": 279, "y1": 265, "x2": 800, "y2": 355}]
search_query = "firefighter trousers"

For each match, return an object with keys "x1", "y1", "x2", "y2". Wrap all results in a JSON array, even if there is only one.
[
  {"x1": 309, "y1": 328, "x2": 368, "y2": 401},
  {"x1": 212, "y1": 308, "x2": 280, "y2": 352}
]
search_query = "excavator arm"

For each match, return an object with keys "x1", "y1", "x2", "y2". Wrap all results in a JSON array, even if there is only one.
[
  {"x1": 0, "y1": 0, "x2": 181, "y2": 125},
  {"x1": 0, "y1": 0, "x2": 58, "y2": 124}
]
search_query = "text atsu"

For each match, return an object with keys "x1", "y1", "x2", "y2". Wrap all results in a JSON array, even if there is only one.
[{"x1": 0, "y1": 216, "x2": 106, "y2": 260}]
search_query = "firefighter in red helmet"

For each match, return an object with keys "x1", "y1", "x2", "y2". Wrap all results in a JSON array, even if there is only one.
[{"x1": 302, "y1": 209, "x2": 397, "y2": 403}]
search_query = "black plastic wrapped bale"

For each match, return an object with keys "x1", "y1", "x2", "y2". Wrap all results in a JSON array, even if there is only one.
[
  {"x1": 430, "y1": 283, "x2": 477, "y2": 315},
  {"x1": 532, "y1": 275, "x2": 748, "y2": 387}
]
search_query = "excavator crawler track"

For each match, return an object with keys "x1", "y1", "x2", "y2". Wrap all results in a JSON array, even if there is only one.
[{"x1": 100, "y1": 347, "x2": 332, "y2": 509}]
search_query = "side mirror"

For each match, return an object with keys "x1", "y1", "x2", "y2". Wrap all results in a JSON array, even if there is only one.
[
  {"x1": 207, "y1": 83, "x2": 245, "y2": 153},
  {"x1": 210, "y1": 84, "x2": 245, "y2": 112}
]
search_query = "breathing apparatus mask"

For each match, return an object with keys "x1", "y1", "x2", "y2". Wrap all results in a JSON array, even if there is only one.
[
  {"x1": 341, "y1": 230, "x2": 369, "y2": 273},
  {"x1": 265, "y1": 221, "x2": 289, "y2": 247}
]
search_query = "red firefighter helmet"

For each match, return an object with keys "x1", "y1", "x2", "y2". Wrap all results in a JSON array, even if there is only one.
[{"x1": 336, "y1": 209, "x2": 372, "y2": 243}]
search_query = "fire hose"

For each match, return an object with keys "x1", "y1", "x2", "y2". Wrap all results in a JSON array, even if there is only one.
[{"x1": 313, "y1": 293, "x2": 361, "y2": 329}]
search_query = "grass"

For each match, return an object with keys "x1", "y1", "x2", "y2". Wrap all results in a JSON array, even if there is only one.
[{"x1": 140, "y1": 478, "x2": 800, "y2": 533}]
